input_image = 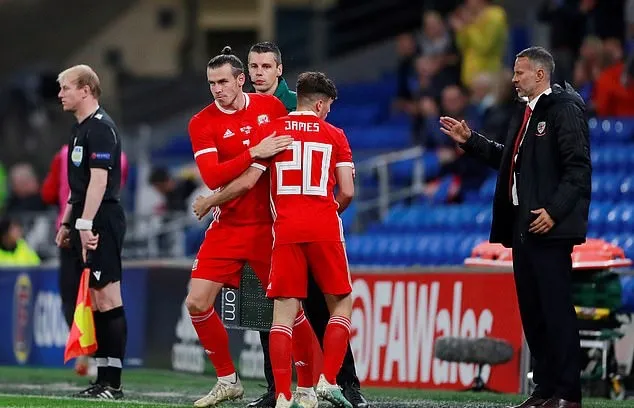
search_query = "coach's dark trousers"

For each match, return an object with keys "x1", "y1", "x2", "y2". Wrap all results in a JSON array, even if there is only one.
[
  {"x1": 512, "y1": 227, "x2": 581, "y2": 402},
  {"x1": 260, "y1": 273, "x2": 360, "y2": 390}
]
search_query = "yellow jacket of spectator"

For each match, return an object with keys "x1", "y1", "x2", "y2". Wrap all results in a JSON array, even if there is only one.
[
  {"x1": 0, "y1": 239, "x2": 41, "y2": 266},
  {"x1": 456, "y1": 5, "x2": 508, "y2": 87}
]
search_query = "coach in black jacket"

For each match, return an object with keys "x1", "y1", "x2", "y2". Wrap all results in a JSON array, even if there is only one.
[{"x1": 440, "y1": 47, "x2": 591, "y2": 408}]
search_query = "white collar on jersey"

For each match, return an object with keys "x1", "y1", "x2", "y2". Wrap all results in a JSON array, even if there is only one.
[
  {"x1": 288, "y1": 110, "x2": 317, "y2": 116},
  {"x1": 215, "y1": 93, "x2": 251, "y2": 114}
]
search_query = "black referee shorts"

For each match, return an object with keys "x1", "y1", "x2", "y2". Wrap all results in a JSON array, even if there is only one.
[{"x1": 70, "y1": 202, "x2": 126, "y2": 289}]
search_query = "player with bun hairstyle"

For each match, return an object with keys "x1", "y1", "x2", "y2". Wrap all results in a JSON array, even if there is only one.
[{"x1": 185, "y1": 46, "x2": 293, "y2": 407}]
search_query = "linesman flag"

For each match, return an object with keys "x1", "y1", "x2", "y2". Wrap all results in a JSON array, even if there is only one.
[{"x1": 64, "y1": 266, "x2": 97, "y2": 363}]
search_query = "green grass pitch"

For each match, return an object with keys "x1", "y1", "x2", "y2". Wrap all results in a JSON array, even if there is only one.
[{"x1": 0, "y1": 366, "x2": 630, "y2": 407}]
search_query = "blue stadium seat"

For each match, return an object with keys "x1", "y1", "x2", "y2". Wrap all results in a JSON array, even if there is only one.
[
  {"x1": 327, "y1": 104, "x2": 383, "y2": 128},
  {"x1": 152, "y1": 134, "x2": 192, "y2": 160},
  {"x1": 620, "y1": 176, "x2": 634, "y2": 202},
  {"x1": 588, "y1": 118, "x2": 634, "y2": 145},
  {"x1": 346, "y1": 125, "x2": 411, "y2": 149},
  {"x1": 622, "y1": 235, "x2": 634, "y2": 260},
  {"x1": 604, "y1": 205, "x2": 623, "y2": 234},
  {"x1": 478, "y1": 176, "x2": 497, "y2": 203},
  {"x1": 336, "y1": 83, "x2": 396, "y2": 105},
  {"x1": 588, "y1": 201, "x2": 609, "y2": 237},
  {"x1": 620, "y1": 205, "x2": 634, "y2": 234}
]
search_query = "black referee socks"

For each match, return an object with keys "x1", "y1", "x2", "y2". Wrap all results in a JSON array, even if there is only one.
[{"x1": 97, "y1": 306, "x2": 128, "y2": 389}]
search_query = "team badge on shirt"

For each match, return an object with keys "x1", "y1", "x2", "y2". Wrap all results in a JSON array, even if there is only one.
[
  {"x1": 240, "y1": 125, "x2": 252, "y2": 134},
  {"x1": 257, "y1": 114, "x2": 269, "y2": 125},
  {"x1": 536, "y1": 121, "x2": 546, "y2": 136},
  {"x1": 71, "y1": 146, "x2": 83, "y2": 167}
]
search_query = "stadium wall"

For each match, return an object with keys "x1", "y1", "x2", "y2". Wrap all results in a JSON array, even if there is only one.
[{"x1": 2, "y1": 263, "x2": 633, "y2": 392}]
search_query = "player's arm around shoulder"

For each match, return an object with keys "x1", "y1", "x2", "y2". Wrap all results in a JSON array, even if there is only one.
[{"x1": 192, "y1": 166, "x2": 265, "y2": 220}]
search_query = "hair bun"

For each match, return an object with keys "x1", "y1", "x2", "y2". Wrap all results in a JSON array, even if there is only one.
[{"x1": 221, "y1": 46, "x2": 232, "y2": 55}]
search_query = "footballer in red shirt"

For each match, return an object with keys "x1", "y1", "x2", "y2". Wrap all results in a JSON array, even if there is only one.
[
  {"x1": 185, "y1": 46, "x2": 292, "y2": 408},
  {"x1": 197, "y1": 72, "x2": 355, "y2": 408}
]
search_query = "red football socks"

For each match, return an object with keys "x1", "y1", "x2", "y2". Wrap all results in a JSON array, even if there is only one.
[
  {"x1": 270, "y1": 324, "x2": 293, "y2": 400},
  {"x1": 292, "y1": 310, "x2": 315, "y2": 387},
  {"x1": 322, "y1": 315, "x2": 351, "y2": 384},
  {"x1": 190, "y1": 307, "x2": 235, "y2": 377}
]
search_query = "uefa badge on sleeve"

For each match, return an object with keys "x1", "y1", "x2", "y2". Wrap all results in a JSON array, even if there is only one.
[
  {"x1": 71, "y1": 146, "x2": 83, "y2": 166},
  {"x1": 536, "y1": 121, "x2": 546, "y2": 137}
]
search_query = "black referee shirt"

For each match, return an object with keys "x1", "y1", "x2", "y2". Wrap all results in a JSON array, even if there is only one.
[{"x1": 67, "y1": 107, "x2": 122, "y2": 205}]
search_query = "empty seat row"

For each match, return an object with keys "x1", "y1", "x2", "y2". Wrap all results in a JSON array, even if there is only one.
[{"x1": 346, "y1": 233, "x2": 489, "y2": 266}]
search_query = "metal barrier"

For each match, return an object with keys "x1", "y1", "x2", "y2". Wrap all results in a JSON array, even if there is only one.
[{"x1": 354, "y1": 146, "x2": 425, "y2": 222}]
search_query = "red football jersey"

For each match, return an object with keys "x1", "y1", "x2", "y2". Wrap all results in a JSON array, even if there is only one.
[
  {"x1": 256, "y1": 111, "x2": 354, "y2": 244},
  {"x1": 189, "y1": 92, "x2": 287, "y2": 226}
]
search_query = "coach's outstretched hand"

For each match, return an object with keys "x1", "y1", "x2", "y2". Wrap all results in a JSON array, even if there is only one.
[
  {"x1": 439, "y1": 116, "x2": 472, "y2": 144},
  {"x1": 249, "y1": 132, "x2": 293, "y2": 159}
]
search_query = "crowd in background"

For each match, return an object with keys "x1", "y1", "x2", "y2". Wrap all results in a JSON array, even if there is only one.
[
  {"x1": 2, "y1": 0, "x2": 634, "y2": 265},
  {"x1": 393, "y1": 0, "x2": 634, "y2": 203}
]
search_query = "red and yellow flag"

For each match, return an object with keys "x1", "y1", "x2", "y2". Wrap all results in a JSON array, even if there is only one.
[{"x1": 64, "y1": 267, "x2": 98, "y2": 363}]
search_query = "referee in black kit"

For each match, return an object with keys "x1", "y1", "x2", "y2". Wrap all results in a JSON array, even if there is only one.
[
  {"x1": 55, "y1": 65, "x2": 127, "y2": 400},
  {"x1": 440, "y1": 47, "x2": 591, "y2": 408}
]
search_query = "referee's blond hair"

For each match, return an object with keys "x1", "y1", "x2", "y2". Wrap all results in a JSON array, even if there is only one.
[{"x1": 57, "y1": 64, "x2": 102, "y2": 98}]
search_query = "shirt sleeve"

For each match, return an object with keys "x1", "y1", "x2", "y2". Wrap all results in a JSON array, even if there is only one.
[
  {"x1": 189, "y1": 115, "x2": 253, "y2": 190},
  {"x1": 250, "y1": 124, "x2": 273, "y2": 171},
  {"x1": 335, "y1": 129, "x2": 354, "y2": 169},
  {"x1": 88, "y1": 122, "x2": 118, "y2": 169}
]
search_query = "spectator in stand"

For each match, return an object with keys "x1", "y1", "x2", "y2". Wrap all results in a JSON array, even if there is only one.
[
  {"x1": 538, "y1": 0, "x2": 588, "y2": 83},
  {"x1": 394, "y1": 32, "x2": 420, "y2": 116},
  {"x1": 411, "y1": 55, "x2": 459, "y2": 145},
  {"x1": 481, "y1": 69, "x2": 516, "y2": 144},
  {"x1": 0, "y1": 162, "x2": 7, "y2": 211},
  {"x1": 420, "y1": 84, "x2": 490, "y2": 202},
  {"x1": 148, "y1": 167, "x2": 199, "y2": 213},
  {"x1": 0, "y1": 216, "x2": 40, "y2": 266},
  {"x1": 450, "y1": 0, "x2": 508, "y2": 87},
  {"x1": 627, "y1": 0, "x2": 634, "y2": 50},
  {"x1": 581, "y1": 0, "x2": 626, "y2": 43},
  {"x1": 419, "y1": 11, "x2": 460, "y2": 83},
  {"x1": 592, "y1": 38, "x2": 634, "y2": 117},
  {"x1": 572, "y1": 59, "x2": 595, "y2": 107},
  {"x1": 470, "y1": 72, "x2": 496, "y2": 120},
  {"x1": 423, "y1": 84, "x2": 481, "y2": 150},
  {"x1": 6, "y1": 163, "x2": 47, "y2": 215}
]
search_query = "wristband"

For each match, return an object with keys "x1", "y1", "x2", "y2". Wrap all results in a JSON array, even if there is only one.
[{"x1": 75, "y1": 218, "x2": 93, "y2": 231}]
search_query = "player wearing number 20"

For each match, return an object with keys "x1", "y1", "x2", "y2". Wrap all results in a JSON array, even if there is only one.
[
  {"x1": 198, "y1": 71, "x2": 355, "y2": 408},
  {"x1": 265, "y1": 72, "x2": 355, "y2": 408},
  {"x1": 185, "y1": 46, "x2": 294, "y2": 408}
]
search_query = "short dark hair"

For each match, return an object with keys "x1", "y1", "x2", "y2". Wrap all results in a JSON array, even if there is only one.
[
  {"x1": 516, "y1": 46, "x2": 555, "y2": 78},
  {"x1": 149, "y1": 167, "x2": 170, "y2": 184},
  {"x1": 207, "y1": 46, "x2": 244, "y2": 77},
  {"x1": 296, "y1": 72, "x2": 337, "y2": 105},
  {"x1": 249, "y1": 41, "x2": 282, "y2": 65}
]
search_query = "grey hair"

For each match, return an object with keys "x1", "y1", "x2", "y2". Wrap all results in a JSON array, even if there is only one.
[{"x1": 516, "y1": 46, "x2": 555, "y2": 78}]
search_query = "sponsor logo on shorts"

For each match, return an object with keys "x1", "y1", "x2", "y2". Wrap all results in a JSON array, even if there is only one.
[
  {"x1": 192, "y1": 259, "x2": 198, "y2": 271},
  {"x1": 13, "y1": 274, "x2": 32, "y2": 364}
]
